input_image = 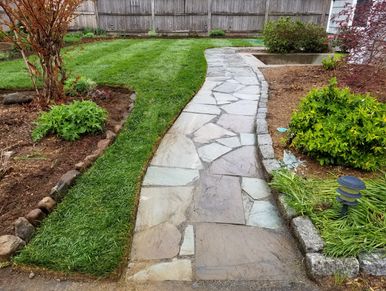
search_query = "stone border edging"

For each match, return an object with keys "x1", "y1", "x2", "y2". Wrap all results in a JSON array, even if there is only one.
[
  {"x1": 0, "y1": 93, "x2": 136, "y2": 262},
  {"x1": 244, "y1": 55, "x2": 386, "y2": 280}
]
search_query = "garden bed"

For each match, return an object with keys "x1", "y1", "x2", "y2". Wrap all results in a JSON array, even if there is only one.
[
  {"x1": 261, "y1": 65, "x2": 386, "y2": 178},
  {"x1": 0, "y1": 87, "x2": 132, "y2": 235}
]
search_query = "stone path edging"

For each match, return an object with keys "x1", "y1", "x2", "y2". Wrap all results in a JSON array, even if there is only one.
[
  {"x1": 241, "y1": 54, "x2": 386, "y2": 279},
  {"x1": 126, "y1": 48, "x2": 314, "y2": 287},
  {"x1": 0, "y1": 93, "x2": 136, "y2": 262}
]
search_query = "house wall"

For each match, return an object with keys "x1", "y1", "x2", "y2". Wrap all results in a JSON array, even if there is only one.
[{"x1": 327, "y1": 0, "x2": 356, "y2": 33}]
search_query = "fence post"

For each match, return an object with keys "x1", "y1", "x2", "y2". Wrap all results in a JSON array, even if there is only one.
[
  {"x1": 151, "y1": 0, "x2": 156, "y2": 31},
  {"x1": 321, "y1": 0, "x2": 331, "y2": 28},
  {"x1": 264, "y1": 0, "x2": 270, "y2": 26},
  {"x1": 94, "y1": 0, "x2": 100, "y2": 30},
  {"x1": 207, "y1": 0, "x2": 212, "y2": 35}
]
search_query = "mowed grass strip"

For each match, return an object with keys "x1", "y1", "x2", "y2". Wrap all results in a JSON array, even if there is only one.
[{"x1": 0, "y1": 38, "x2": 260, "y2": 276}]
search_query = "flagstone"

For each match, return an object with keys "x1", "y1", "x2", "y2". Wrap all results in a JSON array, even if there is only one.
[
  {"x1": 135, "y1": 187, "x2": 194, "y2": 231},
  {"x1": 233, "y1": 93, "x2": 260, "y2": 101},
  {"x1": 169, "y1": 113, "x2": 215, "y2": 135},
  {"x1": 195, "y1": 223, "x2": 304, "y2": 280},
  {"x1": 131, "y1": 223, "x2": 181, "y2": 260},
  {"x1": 143, "y1": 167, "x2": 199, "y2": 186},
  {"x1": 192, "y1": 174, "x2": 245, "y2": 224},
  {"x1": 180, "y1": 225, "x2": 195, "y2": 256},
  {"x1": 184, "y1": 103, "x2": 221, "y2": 115},
  {"x1": 129, "y1": 259, "x2": 192, "y2": 281},
  {"x1": 242, "y1": 177, "x2": 271, "y2": 200},
  {"x1": 217, "y1": 114, "x2": 255, "y2": 133},
  {"x1": 240, "y1": 133, "x2": 256, "y2": 145},
  {"x1": 193, "y1": 123, "x2": 236, "y2": 144},
  {"x1": 235, "y1": 76, "x2": 259, "y2": 85},
  {"x1": 151, "y1": 134, "x2": 202, "y2": 169},
  {"x1": 213, "y1": 82, "x2": 243, "y2": 94},
  {"x1": 197, "y1": 143, "x2": 232, "y2": 162},
  {"x1": 247, "y1": 201, "x2": 282, "y2": 230},
  {"x1": 209, "y1": 146, "x2": 263, "y2": 178},
  {"x1": 221, "y1": 100, "x2": 258, "y2": 116},
  {"x1": 192, "y1": 93, "x2": 217, "y2": 105},
  {"x1": 213, "y1": 92, "x2": 239, "y2": 105},
  {"x1": 216, "y1": 137, "x2": 241, "y2": 148}
]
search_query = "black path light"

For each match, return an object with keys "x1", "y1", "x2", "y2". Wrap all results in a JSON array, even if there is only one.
[{"x1": 336, "y1": 176, "x2": 366, "y2": 217}]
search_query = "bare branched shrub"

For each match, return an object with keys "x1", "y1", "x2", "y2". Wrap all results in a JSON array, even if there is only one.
[
  {"x1": 335, "y1": 1, "x2": 386, "y2": 68},
  {"x1": 0, "y1": 0, "x2": 83, "y2": 105}
]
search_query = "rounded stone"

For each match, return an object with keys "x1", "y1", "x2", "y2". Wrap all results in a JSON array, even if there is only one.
[
  {"x1": 0, "y1": 235, "x2": 26, "y2": 261},
  {"x1": 26, "y1": 209, "x2": 46, "y2": 226},
  {"x1": 37, "y1": 197, "x2": 56, "y2": 213},
  {"x1": 14, "y1": 217, "x2": 34, "y2": 242}
]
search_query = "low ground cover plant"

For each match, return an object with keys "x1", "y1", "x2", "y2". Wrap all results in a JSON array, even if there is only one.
[
  {"x1": 288, "y1": 78, "x2": 386, "y2": 171},
  {"x1": 271, "y1": 169, "x2": 386, "y2": 258},
  {"x1": 209, "y1": 29, "x2": 225, "y2": 37},
  {"x1": 64, "y1": 76, "x2": 97, "y2": 97},
  {"x1": 263, "y1": 17, "x2": 328, "y2": 53},
  {"x1": 32, "y1": 100, "x2": 107, "y2": 142},
  {"x1": 322, "y1": 55, "x2": 341, "y2": 70}
]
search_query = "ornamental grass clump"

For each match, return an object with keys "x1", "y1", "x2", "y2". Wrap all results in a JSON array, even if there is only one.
[
  {"x1": 289, "y1": 78, "x2": 386, "y2": 171},
  {"x1": 32, "y1": 100, "x2": 107, "y2": 142},
  {"x1": 271, "y1": 169, "x2": 386, "y2": 258}
]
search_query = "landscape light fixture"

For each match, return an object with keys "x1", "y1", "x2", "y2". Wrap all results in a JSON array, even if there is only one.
[{"x1": 336, "y1": 176, "x2": 366, "y2": 217}]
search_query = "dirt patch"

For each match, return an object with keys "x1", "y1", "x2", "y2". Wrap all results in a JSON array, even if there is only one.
[
  {"x1": 261, "y1": 65, "x2": 385, "y2": 179},
  {"x1": 0, "y1": 87, "x2": 132, "y2": 234}
]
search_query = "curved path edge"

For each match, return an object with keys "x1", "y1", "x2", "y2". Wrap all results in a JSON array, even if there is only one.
[{"x1": 126, "y1": 47, "x2": 317, "y2": 288}]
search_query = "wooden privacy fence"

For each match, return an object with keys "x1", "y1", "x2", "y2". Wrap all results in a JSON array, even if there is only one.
[{"x1": 1, "y1": 1, "x2": 332, "y2": 34}]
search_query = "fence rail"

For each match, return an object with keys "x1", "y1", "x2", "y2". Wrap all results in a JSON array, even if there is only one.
[{"x1": 1, "y1": 0, "x2": 331, "y2": 34}]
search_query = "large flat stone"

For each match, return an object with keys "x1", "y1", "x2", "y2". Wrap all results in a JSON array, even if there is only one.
[
  {"x1": 193, "y1": 123, "x2": 235, "y2": 144},
  {"x1": 234, "y1": 76, "x2": 259, "y2": 85},
  {"x1": 247, "y1": 201, "x2": 282, "y2": 230},
  {"x1": 197, "y1": 143, "x2": 232, "y2": 162},
  {"x1": 184, "y1": 103, "x2": 221, "y2": 115},
  {"x1": 195, "y1": 223, "x2": 305, "y2": 280},
  {"x1": 237, "y1": 85, "x2": 260, "y2": 95},
  {"x1": 135, "y1": 187, "x2": 194, "y2": 231},
  {"x1": 143, "y1": 167, "x2": 199, "y2": 186},
  {"x1": 128, "y1": 259, "x2": 192, "y2": 281},
  {"x1": 221, "y1": 100, "x2": 258, "y2": 116},
  {"x1": 217, "y1": 114, "x2": 255, "y2": 133},
  {"x1": 169, "y1": 113, "x2": 215, "y2": 135},
  {"x1": 358, "y1": 251, "x2": 386, "y2": 276},
  {"x1": 216, "y1": 137, "x2": 241, "y2": 148},
  {"x1": 213, "y1": 92, "x2": 238, "y2": 105},
  {"x1": 151, "y1": 134, "x2": 202, "y2": 169},
  {"x1": 192, "y1": 92, "x2": 217, "y2": 105},
  {"x1": 192, "y1": 174, "x2": 245, "y2": 224},
  {"x1": 131, "y1": 223, "x2": 181, "y2": 260},
  {"x1": 213, "y1": 82, "x2": 242, "y2": 94},
  {"x1": 210, "y1": 146, "x2": 263, "y2": 178},
  {"x1": 240, "y1": 133, "x2": 256, "y2": 146},
  {"x1": 242, "y1": 177, "x2": 271, "y2": 200}
]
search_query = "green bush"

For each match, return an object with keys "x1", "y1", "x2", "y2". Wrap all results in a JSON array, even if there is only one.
[
  {"x1": 209, "y1": 29, "x2": 225, "y2": 37},
  {"x1": 322, "y1": 55, "x2": 339, "y2": 70},
  {"x1": 289, "y1": 78, "x2": 386, "y2": 171},
  {"x1": 263, "y1": 17, "x2": 328, "y2": 53},
  {"x1": 32, "y1": 100, "x2": 108, "y2": 142},
  {"x1": 64, "y1": 76, "x2": 96, "y2": 97}
]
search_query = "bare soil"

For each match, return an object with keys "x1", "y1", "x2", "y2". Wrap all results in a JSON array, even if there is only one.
[
  {"x1": 0, "y1": 87, "x2": 132, "y2": 235},
  {"x1": 261, "y1": 65, "x2": 386, "y2": 179}
]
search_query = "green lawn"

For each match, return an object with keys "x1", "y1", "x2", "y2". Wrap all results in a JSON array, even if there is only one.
[{"x1": 0, "y1": 38, "x2": 261, "y2": 276}]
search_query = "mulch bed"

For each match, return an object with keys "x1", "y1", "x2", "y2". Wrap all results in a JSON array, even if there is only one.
[
  {"x1": 0, "y1": 87, "x2": 132, "y2": 235},
  {"x1": 261, "y1": 65, "x2": 386, "y2": 179}
]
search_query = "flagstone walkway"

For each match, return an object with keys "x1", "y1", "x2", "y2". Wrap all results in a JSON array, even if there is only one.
[{"x1": 126, "y1": 48, "x2": 314, "y2": 287}]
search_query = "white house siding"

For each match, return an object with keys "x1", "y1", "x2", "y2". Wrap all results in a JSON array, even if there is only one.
[{"x1": 327, "y1": 0, "x2": 356, "y2": 33}]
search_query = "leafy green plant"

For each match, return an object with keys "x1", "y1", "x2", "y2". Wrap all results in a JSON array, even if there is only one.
[
  {"x1": 64, "y1": 76, "x2": 96, "y2": 97},
  {"x1": 322, "y1": 55, "x2": 339, "y2": 70},
  {"x1": 271, "y1": 169, "x2": 386, "y2": 258},
  {"x1": 263, "y1": 17, "x2": 328, "y2": 53},
  {"x1": 32, "y1": 100, "x2": 107, "y2": 142},
  {"x1": 82, "y1": 32, "x2": 95, "y2": 39},
  {"x1": 209, "y1": 29, "x2": 225, "y2": 37},
  {"x1": 289, "y1": 78, "x2": 386, "y2": 171}
]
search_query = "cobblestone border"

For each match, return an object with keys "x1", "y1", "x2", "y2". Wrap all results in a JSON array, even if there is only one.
[
  {"x1": 0, "y1": 93, "x2": 136, "y2": 262},
  {"x1": 240, "y1": 50, "x2": 386, "y2": 280}
]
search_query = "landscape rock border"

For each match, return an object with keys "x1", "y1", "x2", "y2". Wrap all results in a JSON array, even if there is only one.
[
  {"x1": 0, "y1": 92, "x2": 136, "y2": 262},
  {"x1": 245, "y1": 53, "x2": 386, "y2": 280}
]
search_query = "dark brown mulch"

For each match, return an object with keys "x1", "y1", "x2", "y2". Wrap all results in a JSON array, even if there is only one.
[
  {"x1": 261, "y1": 65, "x2": 385, "y2": 179},
  {"x1": 0, "y1": 87, "x2": 132, "y2": 235}
]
